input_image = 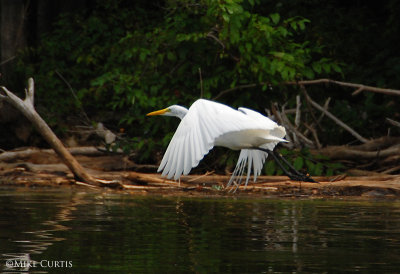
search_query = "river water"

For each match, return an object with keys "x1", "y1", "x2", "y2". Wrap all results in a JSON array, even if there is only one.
[{"x1": 1, "y1": 187, "x2": 400, "y2": 273}]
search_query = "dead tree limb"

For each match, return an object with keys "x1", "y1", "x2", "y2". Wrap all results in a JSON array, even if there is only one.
[
  {"x1": 302, "y1": 88, "x2": 369, "y2": 143},
  {"x1": 0, "y1": 78, "x2": 109, "y2": 187},
  {"x1": 275, "y1": 102, "x2": 315, "y2": 148},
  {"x1": 213, "y1": 78, "x2": 400, "y2": 100},
  {"x1": 294, "y1": 95, "x2": 301, "y2": 128},
  {"x1": 386, "y1": 118, "x2": 400, "y2": 128},
  {"x1": 311, "y1": 144, "x2": 400, "y2": 160},
  {"x1": 287, "y1": 78, "x2": 400, "y2": 97},
  {"x1": 0, "y1": 146, "x2": 113, "y2": 162},
  {"x1": 213, "y1": 83, "x2": 259, "y2": 100},
  {"x1": 303, "y1": 97, "x2": 330, "y2": 137}
]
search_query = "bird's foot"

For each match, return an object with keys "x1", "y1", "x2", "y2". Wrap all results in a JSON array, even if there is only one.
[{"x1": 288, "y1": 172, "x2": 318, "y2": 183}]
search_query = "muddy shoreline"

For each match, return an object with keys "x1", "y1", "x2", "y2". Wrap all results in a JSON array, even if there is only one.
[{"x1": 1, "y1": 148, "x2": 399, "y2": 198}]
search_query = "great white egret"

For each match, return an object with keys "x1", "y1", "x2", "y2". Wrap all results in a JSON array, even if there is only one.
[{"x1": 147, "y1": 99, "x2": 314, "y2": 188}]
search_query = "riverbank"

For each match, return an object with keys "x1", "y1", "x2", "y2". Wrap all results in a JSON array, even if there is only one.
[
  {"x1": 1, "y1": 147, "x2": 399, "y2": 198},
  {"x1": 1, "y1": 166, "x2": 399, "y2": 198}
]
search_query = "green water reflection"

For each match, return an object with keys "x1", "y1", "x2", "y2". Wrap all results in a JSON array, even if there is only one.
[{"x1": 1, "y1": 188, "x2": 400, "y2": 273}]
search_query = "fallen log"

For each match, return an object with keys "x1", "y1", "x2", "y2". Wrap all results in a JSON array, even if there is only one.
[
  {"x1": 0, "y1": 146, "x2": 110, "y2": 162},
  {"x1": 349, "y1": 136, "x2": 400, "y2": 151},
  {"x1": 311, "y1": 144, "x2": 400, "y2": 160},
  {"x1": 0, "y1": 78, "x2": 119, "y2": 187}
]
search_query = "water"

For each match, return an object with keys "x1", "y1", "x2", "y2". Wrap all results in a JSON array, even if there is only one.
[{"x1": 1, "y1": 187, "x2": 400, "y2": 273}]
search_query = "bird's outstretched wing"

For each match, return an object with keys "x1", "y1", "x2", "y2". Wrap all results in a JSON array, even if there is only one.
[{"x1": 158, "y1": 99, "x2": 272, "y2": 180}]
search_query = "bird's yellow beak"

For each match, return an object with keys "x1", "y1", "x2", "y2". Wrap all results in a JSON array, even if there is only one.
[{"x1": 146, "y1": 108, "x2": 170, "y2": 116}]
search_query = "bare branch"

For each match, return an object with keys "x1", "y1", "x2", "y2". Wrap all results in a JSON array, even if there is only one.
[
  {"x1": 0, "y1": 79, "x2": 108, "y2": 186},
  {"x1": 55, "y1": 70, "x2": 90, "y2": 124},
  {"x1": 386, "y1": 118, "x2": 400, "y2": 128},
  {"x1": 303, "y1": 90, "x2": 369, "y2": 143},
  {"x1": 0, "y1": 56, "x2": 16, "y2": 66},
  {"x1": 303, "y1": 97, "x2": 330, "y2": 137},
  {"x1": 206, "y1": 31, "x2": 225, "y2": 49},
  {"x1": 198, "y1": 67, "x2": 203, "y2": 98},
  {"x1": 213, "y1": 83, "x2": 259, "y2": 100},
  {"x1": 304, "y1": 123, "x2": 322, "y2": 149},
  {"x1": 25, "y1": 78, "x2": 35, "y2": 109},
  {"x1": 270, "y1": 103, "x2": 293, "y2": 147},
  {"x1": 287, "y1": 78, "x2": 400, "y2": 96},
  {"x1": 212, "y1": 78, "x2": 400, "y2": 102},
  {"x1": 295, "y1": 95, "x2": 301, "y2": 128},
  {"x1": 351, "y1": 86, "x2": 364, "y2": 96},
  {"x1": 276, "y1": 102, "x2": 315, "y2": 148}
]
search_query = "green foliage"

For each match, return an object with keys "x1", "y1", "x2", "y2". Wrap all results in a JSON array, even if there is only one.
[
  {"x1": 16, "y1": 0, "x2": 342, "y2": 168},
  {"x1": 271, "y1": 0, "x2": 400, "y2": 142}
]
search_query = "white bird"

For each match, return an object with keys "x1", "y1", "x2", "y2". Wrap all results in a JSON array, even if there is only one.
[{"x1": 147, "y1": 99, "x2": 313, "y2": 188}]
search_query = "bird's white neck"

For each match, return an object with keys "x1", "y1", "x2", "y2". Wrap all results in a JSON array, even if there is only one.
[{"x1": 168, "y1": 105, "x2": 188, "y2": 120}]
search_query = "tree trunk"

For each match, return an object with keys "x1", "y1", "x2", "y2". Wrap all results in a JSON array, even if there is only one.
[{"x1": 0, "y1": 0, "x2": 26, "y2": 80}]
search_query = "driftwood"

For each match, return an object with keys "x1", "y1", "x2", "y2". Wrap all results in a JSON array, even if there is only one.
[
  {"x1": 0, "y1": 78, "x2": 118, "y2": 187},
  {"x1": 1, "y1": 142, "x2": 399, "y2": 196},
  {"x1": 310, "y1": 136, "x2": 400, "y2": 174},
  {"x1": 0, "y1": 146, "x2": 109, "y2": 162},
  {"x1": 312, "y1": 144, "x2": 400, "y2": 161},
  {"x1": 2, "y1": 164, "x2": 400, "y2": 197}
]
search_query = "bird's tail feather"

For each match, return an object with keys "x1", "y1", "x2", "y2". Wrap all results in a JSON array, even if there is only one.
[{"x1": 227, "y1": 149, "x2": 269, "y2": 190}]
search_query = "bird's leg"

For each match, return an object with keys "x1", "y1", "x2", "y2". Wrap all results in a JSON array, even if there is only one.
[
  {"x1": 270, "y1": 150, "x2": 306, "y2": 177},
  {"x1": 256, "y1": 148, "x2": 317, "y2": 183}
]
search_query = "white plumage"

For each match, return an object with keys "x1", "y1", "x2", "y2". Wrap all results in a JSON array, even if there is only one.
[{"x1": 147, "y1": 99, "x2": 287, "y2": 187}]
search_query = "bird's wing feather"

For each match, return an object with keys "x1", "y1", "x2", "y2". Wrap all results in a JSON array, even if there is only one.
[
  {"x1": 159, "y1": 99, "x2": 272, "y2": 180},
  {"x1": 238, "y1": 107, "x2": 286, "y2": 139}
]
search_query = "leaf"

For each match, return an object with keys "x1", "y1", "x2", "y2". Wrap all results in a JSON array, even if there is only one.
[
  {"x1": 302, "y1": 67, "x2": 315, "y2": 79},
  {"x1": 312, "y1": 62, "x2": 322, "y2": 74},
  {"x1": 314, "y1": 162, "x2": 324, "y2": 176},
  {"x1": 139, "y1": 51, "x2": 147, "y2": 62},
  {"x1": 332, "y1": 63, "x2": 342, "y2": 73},
  {"x1": 293, "y1": 157, "x2": 304, "y2": 170},
  {"x1": 270, "y1": 13, "x2": 280, "y2": 25},
  {"x1": 322, "y1": 63, "x2": 331, "y2": 73},
  {"x1": 305, "y1": 160, "x2": 315, "y2": 173},
  {"x1": 167, "y1": 51, "x2": 176, "y2": 62},
  {"x1": 298, "y1": 21, "x2": 306, "y2": 30},
  {"x1": 222, "y1": 13, "x2": 230, "y2": 22},
  {"x1": 265, "y1": 160, "x2": 276, "y2": 175}
]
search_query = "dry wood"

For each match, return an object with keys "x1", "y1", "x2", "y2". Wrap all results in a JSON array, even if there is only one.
[
  {"x1": 0, "y1": 146, "x2": 111, "y2": 161},
  {"x1": 295, "y1": 95, "x2": 301, "y2": 128},
  {"x1": 287, "y1": 78, "x2": 400, "y2": 97},
  {"x1": 350, "y1": 136, "x2": 400, "y2": 151},
  {"x1": 386, "y1": 118, "x2": 400, "y2": 128},
  {"x1": 303, "y1": 123, "x2": 322, "y2": 149},
  {"x1": 213, "y1": 78, "x2": 400, "y2": 103},
  {"x1": 303, "y1": 88, "x2": 368, "y2": 143},
  {"x1": 303, "y1": 97, "x2": 330, "y2": 137},
  {"x1": 278, "y1": 102, "x2": 315, "y2": 147},
  {"x1": 2, "y1": 156, "x2": 400, "y2": 196},
  {"x1": 0, "y1": 78, "x2": 113, "y2": 187},
  {"x1": 311, "y1": 144, "x2": 400, "y2": 160}
]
